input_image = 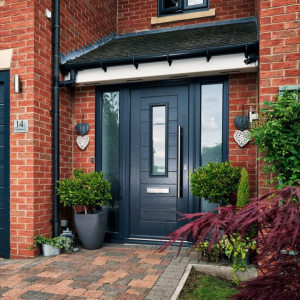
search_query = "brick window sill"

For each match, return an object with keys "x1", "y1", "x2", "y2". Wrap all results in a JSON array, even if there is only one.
[{"x1": 151, "y1": 8, "x2": 216, "y2": 25}]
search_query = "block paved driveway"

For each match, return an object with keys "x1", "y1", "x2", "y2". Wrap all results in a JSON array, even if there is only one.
[{"x1": 0, "y1": 244, "x2": 197, "y2": 300}]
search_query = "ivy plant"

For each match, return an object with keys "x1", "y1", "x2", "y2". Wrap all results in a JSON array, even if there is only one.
[
  {"x1": 189, "y1": 161, "x2": 241, "y2": 207},
  {"x1": 56, "y1": 169, "x2": 112, "y2": 214},
  {"x1": 251, "y1": 91, "x2": 300, "y2": 187},
  {"x1": 32, "y1": 235, "x2": 73, "y2": 252}
]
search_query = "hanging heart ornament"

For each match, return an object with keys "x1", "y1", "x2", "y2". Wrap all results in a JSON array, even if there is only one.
[
  {"x1": 234, "y1": 130, "x2": 250, "y2": 148},
  {"x1": 234, "y1": 115, "x2": 249, "y2": 131},
  {"x1": 76, "y1": 135, "x2": 89, "y2": 150},
  {"x1": 76, "y1": 123, "x2": 90, "y2": 136}
]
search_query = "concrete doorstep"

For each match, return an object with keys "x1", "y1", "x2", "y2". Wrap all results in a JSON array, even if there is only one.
[{"x1": 170, "y1": 263, "x2": 258, "y2": 300}]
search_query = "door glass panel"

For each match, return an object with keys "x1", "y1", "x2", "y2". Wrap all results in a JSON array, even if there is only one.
[
  {"x1": 152, "y1": 106, "x2": 167, "y2": 175},
  {"x1": 187, "y1": 0, "x2": 204, "y2": 6},
  {"x1": 102, "y1": 92, "x2": 120, "y2": 232},
  {"x1": 201, "y1": 84, "x2": 223, "y2": 212}
]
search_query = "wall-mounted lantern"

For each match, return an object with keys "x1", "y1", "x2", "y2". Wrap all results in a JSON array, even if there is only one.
[{"x1": 14, "y1": 75, "x2": 22, "y2": 93}]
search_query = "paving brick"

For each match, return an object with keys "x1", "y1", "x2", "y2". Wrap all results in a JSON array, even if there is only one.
[{"x1": 20, "y1": 290, "x2": 54, "y2": 300}]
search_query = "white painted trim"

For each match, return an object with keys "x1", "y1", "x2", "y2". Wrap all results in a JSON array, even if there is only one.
[
  {"x1": 71, "y1": 53, "x2": 257, "y2": 87},
  {"x1": 0, "y1": 49, "x2": 13, "y2": 70}
]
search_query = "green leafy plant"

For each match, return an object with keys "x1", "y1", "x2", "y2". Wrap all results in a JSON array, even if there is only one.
[
  {"x1": 193, "y1": 239, "x2": 221, "y2": 262},
  {"x1": 189, "y1": 161, "x2": 241, "y2": 208},
  {"x1": 56, "y1": 169, "x2": 112, "y2": 214},
  {"x1": 251, "y1": 91, "x2": 300, "y2": 187},
  {"x1": 236, "y1": 168, "x2": 250, "y2": 208},
  {"x1": 220, "y1": 234, "x2": 256, "y2": 283},
  {"x1": 32, "y1": 235, "x2": 73, "y2": 252}
]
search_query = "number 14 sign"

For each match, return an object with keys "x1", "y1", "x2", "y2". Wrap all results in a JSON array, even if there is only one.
[{"x1": 14, "y1": 120, "x2": 29, "y2": 133}]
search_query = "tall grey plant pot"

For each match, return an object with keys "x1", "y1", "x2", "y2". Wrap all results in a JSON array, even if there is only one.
[{"x1": 74, "y1": 210, "x2": 107, "y2": 250}]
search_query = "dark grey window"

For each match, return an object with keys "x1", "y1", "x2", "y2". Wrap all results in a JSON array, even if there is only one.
[{"x1": 159, "y1": 0, "x2": 208, "y2": 15}]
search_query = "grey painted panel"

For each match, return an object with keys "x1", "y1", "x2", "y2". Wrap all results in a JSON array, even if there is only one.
[
  {"x1": 0, "y1": 230, "x2": 3, "y2": 254},
  {"x1": 141, "y1": 171, "x2": 176, "y2": 184},
  {"x1": 140, "y1": 196, "x2": 177, "y2": 210},
  {"x1": 141, "y1": 147, "x2": 149, "y2": 160},
  {"x1": 0, "y1": 147, "x2": 3, "y2": 163},
  {"x1": 168, "y1": 159, "x2": 177, "y2": 172},
  {"x1": 141, "y1": 122, "x2": 149, "y2": 135},
  {"x1": 169, "y1": 108, "x2": 177, "y2": 120},
  {"x1": 141, "y1": 209, "x2": 177, "y2": 222},
  {"x1": 141, "y1": 134, "x2": 149, "y2": 147},
  {"x1": 141, "y1": 109, "x2": 149, "y2": 122},
  {"x1": 169, "y1": 121, "x2": 177, "y2": 134},
  {"x1": 0, "y1": 85, "x2": 3, "y2": 104},
  {"x1": 169, "y1": 146, "x2": 177, "y2": 159},
  {"x1": 169, "y1": 134, "x2": 177, "y2": 146},
  {"x1": 141, "y1": 160, "x2": 149, "y2": 172},
  {"x1": 0, "y1": 105, "x2": 3, "y2": 125},
  {"x1": 0, "y1": 166, "x2": 3, "y2": 187},
  {"x1": 0, "y1": 188, "x2": 3, "y2": 207},
  {"x1": 141, "y1": 95, "x2": 177, "y2": 109},
  {"x1": 0, "y1": 209, "x2": 3, "y2": 227},
  {"x1": 0, "y1": 126, "x2": 3, "y2": 146}
]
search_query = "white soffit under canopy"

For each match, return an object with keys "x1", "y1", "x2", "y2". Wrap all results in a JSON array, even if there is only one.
[{"x1": 70, "y1": 53, "x2": 257, "y2": 87}]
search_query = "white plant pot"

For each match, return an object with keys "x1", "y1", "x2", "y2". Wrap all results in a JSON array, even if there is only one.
[{"x1": 42, "y1": 244, "x2": 61, "y2": 256}]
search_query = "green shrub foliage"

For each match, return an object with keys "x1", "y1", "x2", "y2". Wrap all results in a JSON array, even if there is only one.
[
  {"x1": 251, "y1": 91, "x2": 300, "y2": 187},
  {"x1": 237, "y1": 168, "x2": 250, "y2": 208},
  {"x1": 56, "y1": 169, "x2": 112, "y2": 212},
  {"x1": 189, "y1": 161, "x2": 241, "y2": 205}
]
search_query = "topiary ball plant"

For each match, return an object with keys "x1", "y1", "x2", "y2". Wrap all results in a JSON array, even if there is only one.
[
  {"x1": 237, "y1": 168, "x2": 250, "y2": 208},
  {"x1": 56, "y1": 168, "x2": 112, "y2": 214},
  {"x1": 189, "y1": 161, "x2": 241, "y2": 209}
]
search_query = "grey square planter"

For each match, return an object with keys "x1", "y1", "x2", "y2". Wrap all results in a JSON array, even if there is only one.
[{"x1": 74, "y1": 210, "x2": 107, "y2": 250}]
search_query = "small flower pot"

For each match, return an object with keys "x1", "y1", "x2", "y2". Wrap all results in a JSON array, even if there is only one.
[{"x1": 42, "y1": 244, "x2": 61, "y2": 256}]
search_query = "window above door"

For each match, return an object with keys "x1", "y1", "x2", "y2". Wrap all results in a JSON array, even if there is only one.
[{"x1": 159, "y1": 0, "x2": 209, "y2": 16}]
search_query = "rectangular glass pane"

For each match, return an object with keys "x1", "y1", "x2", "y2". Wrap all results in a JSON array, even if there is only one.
[
  {"x1": 102, "y1": 92, "x2": 119, "y2": 232},
  {"x1": 152, "y1": 106, "x2": 166, "y2": 175},
  {"x1": 164, "y1": 0, "x2": 179, "y2": 9},
  {"x1": 201, "y1": 84, "x2": 223, "y2": 212},
  {"x1": 187, "y1": 0, "x2": 204, "y2": 6}
]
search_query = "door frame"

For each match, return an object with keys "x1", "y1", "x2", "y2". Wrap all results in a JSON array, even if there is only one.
[
  {"x1": 95, "y1": 76, "x2": 229, "y2": 244},
  {"x1": 0, "y1": 70, "x2": 10, "y2": 258}
]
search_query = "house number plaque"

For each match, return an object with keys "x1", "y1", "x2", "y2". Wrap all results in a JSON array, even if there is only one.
[{"x1": 14, "y1": 120, "x2": 29, "y2": 133}]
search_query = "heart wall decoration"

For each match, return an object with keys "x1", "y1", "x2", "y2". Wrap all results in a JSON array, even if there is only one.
[
  {"x1": 77, "y1": 135, "x2": 90, "y2": 150},
  {"x1": 234, "y1": 115, "x2": 249, "y2": 131},
  {"x1": 76, "y1": 123, "x2": 90, "y2": 136},
  {"x1": 234, "y1": 130, "x2": 250, "y2": 148}
]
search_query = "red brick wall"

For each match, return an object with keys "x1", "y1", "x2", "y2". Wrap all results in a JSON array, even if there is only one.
[
  {"x1": 258, "y1": 0, "x2": 300, "y2": 195},
  {"x1": 229, "y1": 73, "x2": 258, "y2": 198},
  {"x1": 1, "y1": 0, "x2": 116, "y2": 258},
  {"x1": 118, "y1": 0, "x2": 256, "y2": 34}
]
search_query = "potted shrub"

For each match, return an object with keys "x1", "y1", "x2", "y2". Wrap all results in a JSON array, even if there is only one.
[
  {"x1": 56, "y1": 169, "x2": 112, "y2": 250},
  {"x1": 189, "y1": 161, "x2": 241, "y2": 211},
  {"x1": 32, "y1": 235, "x2": 73, "y2": 256}
]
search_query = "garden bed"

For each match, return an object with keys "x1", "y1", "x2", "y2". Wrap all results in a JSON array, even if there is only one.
[
  {"x1": 171, "y1": 263, "x2": 257, "y2": 300},
  {"x1": 178, "y1": 268, "x2": 238, "y2": 300}
]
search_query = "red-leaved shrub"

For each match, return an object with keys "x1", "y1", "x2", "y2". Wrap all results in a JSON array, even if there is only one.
[{"x1": 160, "y1": 186, "x2": 300, "y2": 300}]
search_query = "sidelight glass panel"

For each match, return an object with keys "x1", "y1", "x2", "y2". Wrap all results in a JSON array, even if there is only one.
[
  {"x1": 187, "y1": 0, "x2": 204, "y2": 6},
  {"x1": 164, "y1": 0, "x2": 179, "y2": 9},
  {"x1": 152, "y1": 106, "x2": 166, "y2": 175},
  {"x1": 102, "y1": 92, "x2": 120, "y2": 232},
  {"x1": 201, "y1": 84, "x2": 223, "y2": 212}
]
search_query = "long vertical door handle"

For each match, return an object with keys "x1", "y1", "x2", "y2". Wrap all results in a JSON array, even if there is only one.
[{"x1": 178, "y1": 126, "x2": 181, "y2": 198}]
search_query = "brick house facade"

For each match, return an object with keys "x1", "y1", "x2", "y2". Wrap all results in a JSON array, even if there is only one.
[{"x1": 0, "y1": 0, "x2": 298, "y2": 258}]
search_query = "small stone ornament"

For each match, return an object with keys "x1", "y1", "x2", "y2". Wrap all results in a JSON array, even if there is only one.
[
  {"x1": 234, "y1": 130, "x2": 250, "y2": 148},
  {"x1": 76, "y1": 135, "x2": 89, "y2": 150}
]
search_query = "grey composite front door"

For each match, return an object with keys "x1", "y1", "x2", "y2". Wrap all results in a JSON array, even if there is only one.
[{"x1": 130, "y1": 85, "x2": 189, "y2": 239}]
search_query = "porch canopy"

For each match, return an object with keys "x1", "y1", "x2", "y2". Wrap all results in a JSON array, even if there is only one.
[{"x1": 60, "y1": 19, "x2": 258, "y2": 86}]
